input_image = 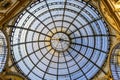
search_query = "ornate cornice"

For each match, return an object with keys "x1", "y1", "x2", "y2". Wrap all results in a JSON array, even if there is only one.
[
  {"x1": 0, "y1": 0, "x2": 33, "y2": 27},
  {"x1": 99, "y1": 0, "x2": 120, "y2": 34}
]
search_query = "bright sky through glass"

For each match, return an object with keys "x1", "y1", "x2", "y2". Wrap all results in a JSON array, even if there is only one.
[
  {"x1": 10, "y1": 0, "x2": 110, "y2": 80},
  {"x1": 0, "y1": 31, "x2": 7, "y2": 72},
  {"x1": 111, "y1": 43, "x2": 120, "y2": 80}
]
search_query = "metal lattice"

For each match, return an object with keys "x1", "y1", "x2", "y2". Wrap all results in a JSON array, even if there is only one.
[
  {"x1": 10, "y1": 0, "x2": 110, "y2": 80},
  {"x1": 0, "y1": 31, "x2": 7, "y2": 72},
  {"x1": 111, "y1": 43, "x2": 120, "y2": 80}
]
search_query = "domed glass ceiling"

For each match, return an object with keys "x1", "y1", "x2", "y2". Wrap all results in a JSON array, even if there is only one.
[
  {"x1": 10, "y1": 0, "x2": 110, "y2": 80},
  {"x1": 0, "y1": 31, "x2": 7, "y2": 72},
  {"x1": 111, "y1": 43, "x2": 120, "y2": 80}
]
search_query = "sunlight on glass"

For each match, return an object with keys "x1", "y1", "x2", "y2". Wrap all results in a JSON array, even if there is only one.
[{"x1": 10, "y1": 0, "x2": 110, "y2": 80}]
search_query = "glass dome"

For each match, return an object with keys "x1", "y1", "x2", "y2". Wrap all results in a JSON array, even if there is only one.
[
  {"x1": 0, "y1": 31, "x2": 7, "y2": 72},
  {"x1": 10, "y1": 0, "x2": 110, "y2": 80},
  {"x1": 111, "y1": 43, "x2": 120, "y2": 80}
]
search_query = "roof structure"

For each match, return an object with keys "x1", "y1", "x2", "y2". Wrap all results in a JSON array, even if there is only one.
[{"x1": 9, "y1": 0, "x2": 111, "y2": 80}]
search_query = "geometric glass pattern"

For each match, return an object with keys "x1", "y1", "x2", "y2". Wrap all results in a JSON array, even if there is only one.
[
  {"x1": 10, "y1": 0, "x2": 110, "y2": 80},
  {"x1": 0, "y1": 31, "x2": 7, "y2": 72},
  {"x1": 111, "y1": 43, "x2": 120, "y2": 80}
]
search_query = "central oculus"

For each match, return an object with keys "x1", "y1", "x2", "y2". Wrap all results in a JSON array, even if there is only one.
[{"x1": 51, "y1": 32, "x2": 70, "y2": 52}]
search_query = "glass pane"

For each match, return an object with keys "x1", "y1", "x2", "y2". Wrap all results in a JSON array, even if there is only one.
[
  {"x1": 10, "y1": 0, "x2": 110, "y2": 80},
  {"x1": 0, "y1": 31, "x2": 7, "y2": 72},
  {"x1": 111, "y1": 43, "x2": 120, "y2": 80}
]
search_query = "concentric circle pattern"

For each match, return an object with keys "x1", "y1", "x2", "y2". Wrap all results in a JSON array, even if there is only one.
[
  {"x1": 0, "y1": 31, "x2": 7, "y2": 72},
  {"x1": 111, "y1": 43, "x2": 120, "y2": 80},
  {"x1": 10, "y1": 0, "x2": 110, "y2": 80},
  {"x1": 50, "y1": 32, "x2": 70, "y2": 52}
]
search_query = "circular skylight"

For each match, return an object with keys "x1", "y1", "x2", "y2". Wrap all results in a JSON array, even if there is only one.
[
  {"x1": 10, "y1": 0, "x2": 110, "y2": 80},
  {"x1": 0, "y1": 31, "x2": 7, "y2": 72},
  {"x1": 111, "y1": 43, "x2": 120, "y2": 80}
]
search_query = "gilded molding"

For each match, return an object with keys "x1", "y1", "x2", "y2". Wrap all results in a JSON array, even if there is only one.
[
  {"x1": 0, "y1": 0, "x2": 33, "y2": 27},
  {"x1": 0, "y1": 71, "x2": 26, "y2": 80},
  {"x1": 98, "y1": 0, "x2": 120, "y2": 34}
]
